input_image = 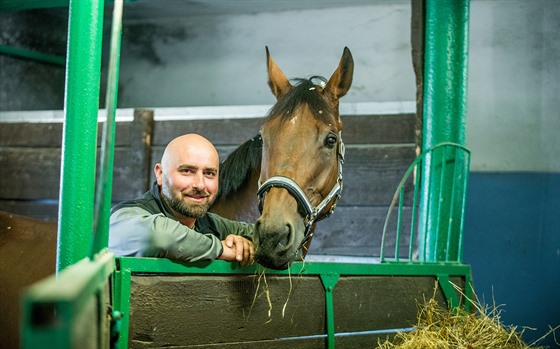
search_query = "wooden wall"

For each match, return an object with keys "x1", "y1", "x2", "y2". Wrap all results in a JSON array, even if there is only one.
[
  {"x1": 127, "y1": 273, "x2": 457, "y2": 348},
  {"x1": 0, "y1": 109, "x2": 417, "y2": 257}
]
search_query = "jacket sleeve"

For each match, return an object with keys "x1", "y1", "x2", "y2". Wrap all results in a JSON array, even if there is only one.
[
  {"x1": 109, "y1": 206, "x2": 223, "y2": 261},
  {"x1": 205, "y1": 212, "x2": 255, "y2": 240}
]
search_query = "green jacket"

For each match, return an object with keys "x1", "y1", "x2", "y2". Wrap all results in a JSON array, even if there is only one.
[{"x1": 109, "y1": 181, "x2": 254, "y2": 261}]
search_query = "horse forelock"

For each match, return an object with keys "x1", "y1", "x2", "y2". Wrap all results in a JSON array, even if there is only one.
[
  {"x1": 216, "y1": 134, "x2": 262, "y2": 201},
  {"x1": 266, "y1": 77, "x2": 337, "y2": 125}
]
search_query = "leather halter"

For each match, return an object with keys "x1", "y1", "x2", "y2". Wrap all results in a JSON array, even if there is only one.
[{"x1": 257, "y1": 134, "x2": 345, "y2": 247}]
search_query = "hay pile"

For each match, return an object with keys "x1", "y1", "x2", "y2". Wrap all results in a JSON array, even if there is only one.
[{"x1": 376, "y1": 295, "x2": 554, "y2": 349}]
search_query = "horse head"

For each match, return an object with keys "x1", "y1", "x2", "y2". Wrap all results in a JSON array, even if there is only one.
[{"x1": 254, "y1": 47, "x2": 354, "y2": 269}]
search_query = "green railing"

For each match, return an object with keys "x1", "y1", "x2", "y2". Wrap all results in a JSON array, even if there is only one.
[
  {"x1": 381, "y1": 142, "x2": 471, "y2": 263},
  {"x1": 113, "y1": 257, "x2": 473, "y2": 349},
  {"x1": 22, "y1": 251, "x2": 116, "y2": 349}
]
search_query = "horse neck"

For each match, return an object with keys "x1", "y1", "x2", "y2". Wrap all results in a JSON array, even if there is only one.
[{"x1": 210, "y1": 168, "x2": 261, "y2": 223}]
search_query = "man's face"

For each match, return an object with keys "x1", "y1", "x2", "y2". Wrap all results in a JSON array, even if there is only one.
[{"x1": 158, "y1": 145, "x2": 219, "y2": 219}]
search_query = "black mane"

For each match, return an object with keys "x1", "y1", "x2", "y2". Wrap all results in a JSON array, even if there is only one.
[
  {"x1": 266, "y1": 76, "x2": 335, "y2": 124},
  {"x1": 216, "y1": 134, "x2": 262, "y2": 201}
]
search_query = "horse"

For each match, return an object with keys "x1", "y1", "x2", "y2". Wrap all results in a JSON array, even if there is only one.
[{"x1": 212, "y1": 47, "x2": 354, "y2": 269}]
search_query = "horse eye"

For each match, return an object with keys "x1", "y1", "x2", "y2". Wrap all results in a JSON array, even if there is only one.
[{"x1": 325, "y1": 134, "x2": 337, "y2": 148}]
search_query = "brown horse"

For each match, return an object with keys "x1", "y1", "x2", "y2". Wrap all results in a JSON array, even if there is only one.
[{"x1": 213, "y1": 47, "x2": 354, "y2": 269}]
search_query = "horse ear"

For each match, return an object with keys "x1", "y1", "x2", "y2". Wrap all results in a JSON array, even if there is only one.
[
  {"x1": 325, "y1": 47, "x2": 354, "y2": 101},
  {"x1": 266, "y1": 46, "x2": 292, "y2": 99}
]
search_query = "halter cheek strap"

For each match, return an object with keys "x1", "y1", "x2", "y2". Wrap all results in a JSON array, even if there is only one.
[{"x1": 257, "y1": 134, "x2": 345, "y2": 247}]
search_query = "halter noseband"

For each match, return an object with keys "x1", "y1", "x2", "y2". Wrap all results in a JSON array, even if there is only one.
[{"x1": 257, "y1": 134, "x2": 345, "y2": 247}]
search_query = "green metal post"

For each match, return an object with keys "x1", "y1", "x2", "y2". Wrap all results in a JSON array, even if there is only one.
[
  {"x1": 419, "y1": 0, "x2": 470, "y2": 262},
  {"x1": 91, "y1": 0, "x2": 124, "y2": 259},
  {"x1": 57, "y1": 0, "x2": 105, "y2": 272},
  {"x1": 320, "y1": 273, "x2": 340, "y2": 349}
]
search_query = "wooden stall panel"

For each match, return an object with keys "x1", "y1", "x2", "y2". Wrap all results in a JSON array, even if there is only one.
[
  {"x1": 129, "y1": 275, "x2": 326, "y2": 348},
  {"x1": 126, "y1": 273, "x2": 462, "y2": 349},
  {"x1": 0, "y1": 109, "x2": 154, "y2": 220},
  {"x1": 0, "y1": 111, "x2": 418, "y2": 256}
]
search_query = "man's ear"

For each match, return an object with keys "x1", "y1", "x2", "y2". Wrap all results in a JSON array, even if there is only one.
[{"x1": 154, "y1": 163, "x2": 163, "y2": 185}]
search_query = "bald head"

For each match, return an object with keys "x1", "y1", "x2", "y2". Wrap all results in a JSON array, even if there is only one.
[
  {"x1": 161, "y1": 134, "x2": 219, "y2": 171},
  {"x1": 154, "y1": 134, "x2": 220, "y2": 224}
]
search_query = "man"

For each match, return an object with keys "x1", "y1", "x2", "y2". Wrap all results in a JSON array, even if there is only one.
[{"x1": 109, "y1": 133, "x2": 254, "y2": 266}]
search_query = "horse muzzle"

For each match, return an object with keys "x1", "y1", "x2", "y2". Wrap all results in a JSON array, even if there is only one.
[{"x1": 253, "y1": 212, "x2": 304, "y2": 270}]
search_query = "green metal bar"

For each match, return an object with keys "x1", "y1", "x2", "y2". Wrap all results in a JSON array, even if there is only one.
[
  {"x1": 56, "y1": 0, "x2": 105, "y2": 272},
  {"x1": 0, "y1": 0, "x2": 136, "y2": 11},
  {"x1": 394, "y1": 188, "x2": 405, "y2": 261},
  {"x1": 434, "y1": 148, "x2": 447, "y2": 261},
  {"x1": 320, "y1": 273, "x2": 340, "y2": 349},
  {"x1": 113, "y1": 266, "x2": 131, "y2": 349},
  {"x1": 446, "y1": 148, "x2": 459, "y2": 262},
  {"x1": 117, "y1": 257, "x2": 472, "y2": 280},
  {"x1": 91, "y1": 0, "x2": 123, "y2": 259},
  {"x1": 408, "y1": 166, "x2": 421, "y2": 260},
  {"x1": 436, "y1": 274, "x2": 460, "y2": 310},
  {"x1": 0, "y1": 45, "x2": 65, "y2": 66},
  {"x1": 457, "y1": 154, "x2": 471, "y2": 263},
  {"x1": 419, "y1": 0, "x2": 470, "y2": 262},
  {"x1": 22, "y1": 251, "x2": 115, "y2": 349},
  {"x1": 0, "y1": 0, "x2": 69, "y2": 11}
]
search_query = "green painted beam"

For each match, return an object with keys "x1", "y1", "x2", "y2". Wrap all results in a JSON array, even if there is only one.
[
  {"x1": 320, "y1": 273, "x2": 340, "y2": 349},
  {"x1": 419, "y1": 0, "x2": 470, "y2": 262},
  {"x1": 22, "y1": 251, "x2": 115, "y2": 349},
  {"x1": 113, "y1": 258, "x2": 472, "y2": 349},
  {"x1": 56, "y1": 0, "x2": 105, "y2": 272},
  {"x1": 116, "y1": 257, "x2": 473, "y2": 277},
  {"x1": 91, "y1": 0, "x2": 123, "y2": 259},
  {"x1": 0, "y1": 45, "x2": 65, "y2": 66},
  {"x1": 0, "y1": 0, "x2": 69, "y2": 11},
  {"x1": 0, "y1": 0, "x2": 136, "y2": 11}
]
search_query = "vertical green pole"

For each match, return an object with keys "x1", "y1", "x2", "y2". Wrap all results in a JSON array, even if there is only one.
[
  {"x1": 57, "y1": 0, "x2": 105, "y2": 272},
  {"x1": 419, "y1": 0, "x2": 470, "y2": 262},
  {"x1": 91, "y1": 0, "x2": 124, "y2": 259},
  {"x1": 320, "y1": 273, "x2": 339, "y2": 349}
]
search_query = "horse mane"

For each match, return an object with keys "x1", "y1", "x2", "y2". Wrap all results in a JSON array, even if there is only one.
[
  {"x1": 266, "y1": 76, "x2": 335, "y2": 124},
  {"x1": 217, "y1": 134, "x2": 262, "y2": 201}
]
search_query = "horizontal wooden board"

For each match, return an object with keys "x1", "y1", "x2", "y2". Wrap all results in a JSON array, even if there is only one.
[
  {"x1": 333, "y1": 276, "x2": 447, "y2": 331},
  {"x1": 0, "y1": 121, "x2": 136, "y2": 147},
  {"x1": 129, "y1": 275, "x2": 326, "y2": 347},
  {"x1": 0, "y1": 147, "x2": 149, "y2": 200},
  {"x1": 150, "y1": 144, "x2": 416, "y2": 206},
  {"x1": 0, "y1": 201, "x2": 417, "y2": 258},
  {"x1": 127, "y1": 274, "x2": 457, "y2": 349},
  {"x1": 309, "y1": 206, "x2": 414, "y2": 258},
  {"x1": 0, "y1": 200, "x2": 58, "y2": 221},
  {"x1": 151, "y1": 114, "x2": 416, "y2": 146}
]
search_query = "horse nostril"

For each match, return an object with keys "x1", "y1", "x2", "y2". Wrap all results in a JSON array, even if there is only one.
[{"x1": 277, "y1": 223, "x2": 295, "y2": 250}]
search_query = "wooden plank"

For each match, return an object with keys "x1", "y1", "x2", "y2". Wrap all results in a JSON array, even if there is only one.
[
  {"x1": 0, "y1": 200, "x2": 58, "y2": 221},
  {"x1": 0, "y1": 147, "x2": 148, "y2": 200},
  {"x1": 152, "y1": 118, "x2": 264, "y2": 146},
  {"x1": 309, "y1": 206, "x2": 413, "y2": 258},
  {"x1": 149, "y1": 144, "x2": 417, "y2": 206},
  {"x1": 0, "y1": 111, "x2": 155, "y2": 201},
  {"x1": 0, "y1": 121, "x2": 133, "y2": 147},
  {"x1": 151, "y1": 114, "x2": 416, "y2": 147},
  {"x1": 333, "y1": 276, "x2": 448, "y2": 331},
  {"x1": 129, "y1": 275, "x2": 326, "y2": 347},
  {"x1": 127, "y1": 274, "x2": 459, "y2": 349}
]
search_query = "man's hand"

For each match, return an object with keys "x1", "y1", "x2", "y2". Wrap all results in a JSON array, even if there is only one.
[{"x1": 218, "y1": 234, "x2": 254, "y2": 266}]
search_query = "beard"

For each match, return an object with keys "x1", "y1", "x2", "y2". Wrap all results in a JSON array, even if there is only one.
[{"x1": 161, "y1": 177, "x2": 215, "y2": 219}]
